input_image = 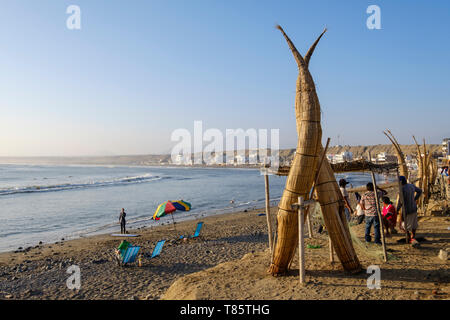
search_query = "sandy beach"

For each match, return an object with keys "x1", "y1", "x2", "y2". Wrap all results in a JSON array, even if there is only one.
[
  {"x1": 0, "y1": 207, "x2": 274, "y2": 300},
  {"x1": 0, "y1": 190, "x2": 448, "y2": 300}
]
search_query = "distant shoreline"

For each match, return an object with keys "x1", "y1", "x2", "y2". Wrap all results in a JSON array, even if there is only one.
[{"x1": 0, "y1": 143, "x2": 443, "y2": 167}]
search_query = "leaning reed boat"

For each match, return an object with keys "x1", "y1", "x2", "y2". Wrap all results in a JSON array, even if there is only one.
[
  {"x1": 268, "y1": 26, "x2": 361, "y2": 275},
  {"x1": 314, "y1": 146, "x2": 362, "y2": 272}
]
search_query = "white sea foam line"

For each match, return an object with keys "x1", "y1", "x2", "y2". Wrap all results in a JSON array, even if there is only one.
[{"x1": 0, "y1": 174, "x2": 163, "y2": 195}]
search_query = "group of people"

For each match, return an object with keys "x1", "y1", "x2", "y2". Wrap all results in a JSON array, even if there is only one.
[{"x1": 339, "y1": 176, "x2": 423, "y2": 247}]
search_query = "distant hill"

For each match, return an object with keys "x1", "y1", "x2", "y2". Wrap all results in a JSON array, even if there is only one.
[
  {"x1": 325, "y1": 144, "x2": 442, "y2": 159},
  {"x1": 0, "y1": 144, "x2": 442, "y2": 166}
]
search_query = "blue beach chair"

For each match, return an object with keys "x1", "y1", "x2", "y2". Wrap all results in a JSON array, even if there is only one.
[
  {"x1": 116, "y1": 246, "x2": 140, "y2": 266},
  {"x1": 180, "y1": 221, "x2": 204, "y2": 240},
  {"x1": 191, "y1": 222, "x2": 203, "y2": 238},
  {"x1": 150, "y1": 240, "x2": 165, "y2": 259}
]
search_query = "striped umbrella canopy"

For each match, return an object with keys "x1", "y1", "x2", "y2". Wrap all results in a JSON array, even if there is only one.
[
  {"x1": 152, "y1": 200, "x2": 191, "y2": 220},
  {"x1": 171, "y1": 200, "x2": 191, "y2": 211},
  {"x1": 153, "y1": 201, "x2": 176, "y2": 220}
]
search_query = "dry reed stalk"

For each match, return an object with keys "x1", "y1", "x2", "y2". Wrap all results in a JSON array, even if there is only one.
[
  {"x1": 422, "y1": 139, "x2": 430, "y2": 205},
  {"x1": 430, "y1": 159, "x2": 438, "y2": 186},
  {"x1": 412, "y1": 135, "x2": 423, "y2": 187},
  {"x1": 268, "y1": 26, "x2": 326, "y2": 275},
  {"x1": 383, "y1": 130, "x2": 408, "y2": 180},
  {"x1": 412, "y1": 136, "x2": 425, "y2": 209}
]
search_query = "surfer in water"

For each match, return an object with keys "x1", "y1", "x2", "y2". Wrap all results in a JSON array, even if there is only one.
[{"x1": 119, "y1": 208, "x2": 127, "y2": 234}]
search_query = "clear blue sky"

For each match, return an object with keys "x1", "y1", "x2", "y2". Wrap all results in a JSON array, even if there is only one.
[{"x1": 0, "y1": 0, "x2": 449, "y2": 156}]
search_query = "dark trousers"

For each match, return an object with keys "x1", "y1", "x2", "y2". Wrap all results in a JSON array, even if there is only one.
[
  {"x1": 120, "y1": 221, "x2": 126, "y2": 234},
  {"x1": 365, "y1": 215, "x2": 381, "y2": 244},
  {"x1": 357, "y1": 215, "x2": 365, "y2": 225}
]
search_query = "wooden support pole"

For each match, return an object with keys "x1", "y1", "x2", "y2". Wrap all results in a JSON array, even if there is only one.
[
  {"x1": 264, "y1": 173, "x2": 274, "y2": 261},
  {"x1": 329, "y1": 237, "x2": 334, "y2": 263},
  {"x1": 370, "y1": 171, "x2": 388, "y2": 262},
  {"x1": 171, "y1": 213, "x2": 177, "y2": 233},
  {"x1": 396, "y1": 168, "x2": 409, "y2": 244},
  {"x1": 297, "y1": 196, "x2": 305, "y2": 285},
  {"x1": 307, "y1": 214, "x2": 313, "y2": 239}
]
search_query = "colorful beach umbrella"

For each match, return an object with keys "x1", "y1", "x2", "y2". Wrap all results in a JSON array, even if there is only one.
[
  {"x1": 153, "y1": 201, "x2": 176, "y2": 220},
  {"x1": 152, "y1": 200, "x2": 191, "y2": 220}
]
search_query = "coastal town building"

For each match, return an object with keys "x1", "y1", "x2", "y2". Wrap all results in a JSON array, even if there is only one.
[
  {"x1": 326, "y1": 151, "x2": 353, "y2": 164},
  {"x1": 376, "y1": 152, "x2": 397, "y2": 163},
  {"x1": 443, "y1": 138, "x2": 450, "y2": 157}
]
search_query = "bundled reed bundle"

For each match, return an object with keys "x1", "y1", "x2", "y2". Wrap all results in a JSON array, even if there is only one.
[
  {"x1": 314, "y1": 146, "x2": 362, "y2": 272},
  {"x1": 430, "y1": 159, "x2": 438, "y2": 186},
  {"x1": 268, "y1": 26, "x2": 325, "y2": 275},
  {"x1": 383, "y1": 130, "x2": 408, "y2": 180},
  {"x1": 268, "y1": 26, "x2": 361, "y2": 275},
  {"x1": 412, "y1": 136, "x2": 436, "y2": 209}
]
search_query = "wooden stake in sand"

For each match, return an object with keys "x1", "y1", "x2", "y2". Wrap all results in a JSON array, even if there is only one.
[
  {"x1": 306, "y1": 215, "x2": 313, "y2": 239},
  {"x1": 370, "y1": 171, "x2": 388, "y2": 262},
  {"x1": 329, "y1": 237, "x2": 335, "y2": 263},
  {"x1": 297, "y1": 196, "x2": 305, "y2": 285},
  {"x1": 264, "y1": 172, "x2": 274, "y2": 260}
]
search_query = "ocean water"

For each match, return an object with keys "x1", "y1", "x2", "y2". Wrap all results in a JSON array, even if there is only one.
[{"x1": 0, "y1": 164, "x2": 392, "y2": 253}]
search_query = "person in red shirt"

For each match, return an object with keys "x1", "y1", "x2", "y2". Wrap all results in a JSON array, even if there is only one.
[{"x1": 381, "y1": 196, "x2": 397, "y2": 236}]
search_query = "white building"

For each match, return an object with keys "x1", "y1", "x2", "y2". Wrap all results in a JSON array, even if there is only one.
[
  {"x1": 332, "y1": 151, "x2": 353, "y2": 163},
  {"x1": 215, "y1": 153, "x2": 226, "y2": 165},
  {"x1": 172, "y1": 154, "x2": 192, "y2": 165},
  {"x1": 442, "y1": 138, "x2": 450, "y2": 156},
  {"x1": 248, "y1": 151, "x2": 258, "y2": 164},
  {"x1": 377, "y1": 152, "x2": 397, "y2": 163}
]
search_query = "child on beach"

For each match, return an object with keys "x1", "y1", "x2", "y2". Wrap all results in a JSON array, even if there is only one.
[{"x1": 381, "y1": 196, "x2": 397, "y2": 236}]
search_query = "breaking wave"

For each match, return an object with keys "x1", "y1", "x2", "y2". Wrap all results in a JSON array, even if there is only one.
[{"x1": 0, "y1": 173, "x2": 165, "y2": 196}]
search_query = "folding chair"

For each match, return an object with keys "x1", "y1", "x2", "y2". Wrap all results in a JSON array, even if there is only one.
[
  {"x1": 179, "y1": 221, "x2": 204, "y2": 240},
  {"x1": 150, "y1": 240, "x2": 165, "y2": 259},
  {"x1": 116, "y1": 246, "x2": 140, "y2": 266}
]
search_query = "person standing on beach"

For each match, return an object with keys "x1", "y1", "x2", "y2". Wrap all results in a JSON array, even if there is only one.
[
  {"x1": 360, "y1": 182, "x2": 387, "y2": 244},
  {"x1": 396, "y1": 176, "x2": 422, "y2": 246},
  {"x1": 339, "y1": 178, "x2": 354, "y2": 222},
  {"x1": 119, "y1": 208, "x2": 127, "y2": 234},
  {"x1": 438, "y1": 166, "x2": 448, "y2": 199}
]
